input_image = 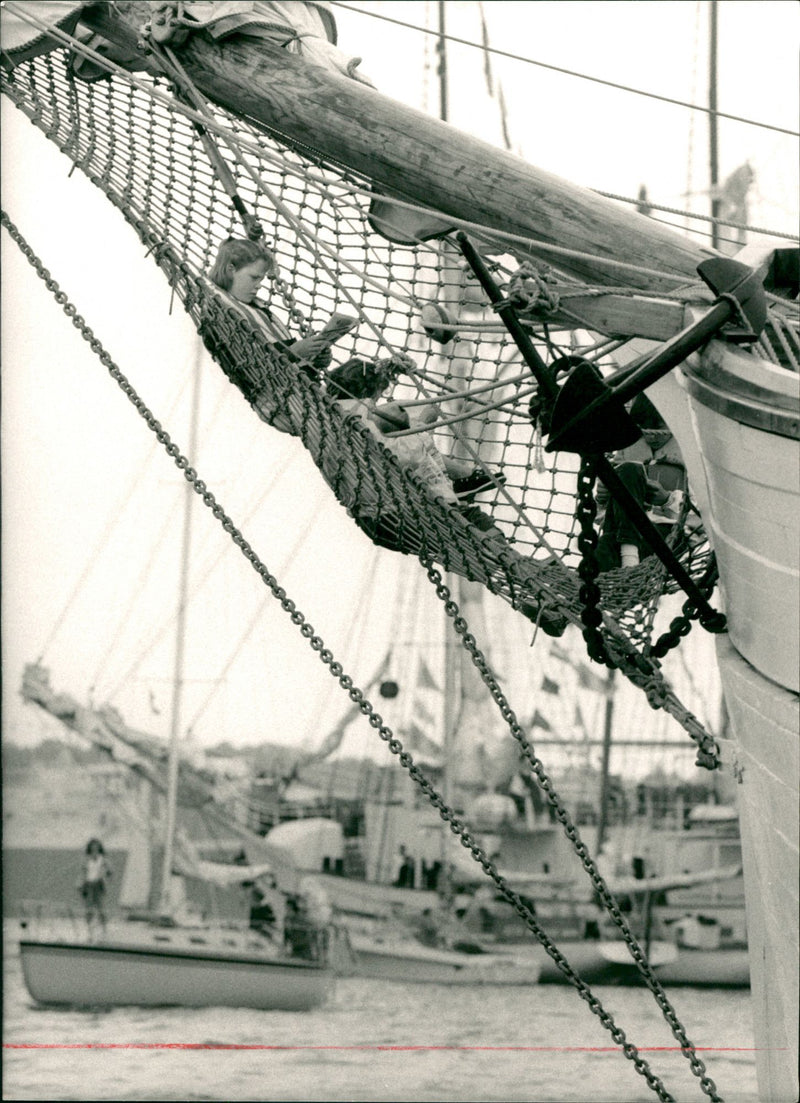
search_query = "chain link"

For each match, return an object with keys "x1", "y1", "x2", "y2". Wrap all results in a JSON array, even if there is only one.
[
  {"x1": 422, "y1": 563, "x2": 723, "y2": 1101},
  {"x1": 575, "y1": 456, "x2": 617, "y2": 664},
  {"x1": 2, "y1": 208, "x2": 722, "y2": 1103},
  {"x1": 574, "y1": 456, "x2": 721, "y2": 769}
]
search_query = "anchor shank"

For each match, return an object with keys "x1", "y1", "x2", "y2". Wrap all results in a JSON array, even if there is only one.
[
  {"x1": 455, "y1": 233, "x2": 558, "y2": 400},
  {"x1": 608, "y1": 298, "x2": 735, "y2": 406}
]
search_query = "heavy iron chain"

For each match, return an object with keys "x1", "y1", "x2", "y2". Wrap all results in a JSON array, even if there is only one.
[
  {"x1": 2, "y1": 209, "x2": 722, "y2": 1103},
  {"x1": 575, "y1": 457, "x2": 721, "y2": 769},
  {"x1": 650, "y1": 556, "x2": 721, "y2": 659},
  {"x1": 575, "y1": 455, "x2": 615, "y2": 666},
  {"x1": 421, "y1": 565, "x2": 724, "y2": 1102}
]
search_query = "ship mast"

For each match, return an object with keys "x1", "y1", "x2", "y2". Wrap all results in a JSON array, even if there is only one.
[
  {"x1": 595, "y1": 668, "x2": 617, "y2": 854},
  {"x1": 158, "y1": 341, "x2": 203, "y2": 911},
  {"x1": 708, "y1": 0, "x2": 720, "y2": 251},
  {"x1": 437, "y1": 0, "x2": 457, "y2": 904}
]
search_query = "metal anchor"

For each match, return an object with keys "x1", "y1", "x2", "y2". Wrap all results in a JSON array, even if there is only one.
[{"x1": 546, "y1": 256, "x2": 767, "y2": 454}]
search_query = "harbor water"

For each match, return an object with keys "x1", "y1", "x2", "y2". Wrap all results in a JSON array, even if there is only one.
[{"x1": 3, "y1": 934, "x2": 759, "y2": 1102}]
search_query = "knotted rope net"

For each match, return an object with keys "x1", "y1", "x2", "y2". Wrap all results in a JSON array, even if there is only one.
[{"x1": 1, "y1": 44, "x2": 714, "y2": 663}]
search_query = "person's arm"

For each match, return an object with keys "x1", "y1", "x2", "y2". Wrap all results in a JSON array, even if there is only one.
[{"x1": 287, "y1": 315, "x2": 357, "y2": 363}]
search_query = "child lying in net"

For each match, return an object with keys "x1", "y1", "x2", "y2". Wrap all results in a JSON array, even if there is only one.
[
  {"x1": 201, "y1": 238, "x2": 565, "y2": 632},
  {"x1": 202, "y1": 236, "x2": 359, "y2": 383},
  {"x1": 323, "y1": 357, "x2": 505, "y2": 533},
  {"x1": 203, "y1": 237, "x2": 502, "y2": 498},
  {"x1": 325, "y1": 359, "x2": 567, "y2": 635}
]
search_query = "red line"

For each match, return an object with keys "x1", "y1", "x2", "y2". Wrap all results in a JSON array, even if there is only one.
[{"x1": 3, "y1": 1043, "x2": 763, "y2": 1052}]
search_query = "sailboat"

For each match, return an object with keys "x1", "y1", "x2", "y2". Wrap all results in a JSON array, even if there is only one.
[
  {"x1": 13, "y1": 351, "x2": 334, "y2": 1011},
  {"x1": 16, "y1": 664, "x2": 335, "y2": 1010},
  {"x1": 2, "y1": 2, "x2": 796, "y2": 1099}
]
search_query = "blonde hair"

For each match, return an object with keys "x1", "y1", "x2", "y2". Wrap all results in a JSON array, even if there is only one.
[{"x1": 209, "y1": 237, "x2": 276, "y2": 290}]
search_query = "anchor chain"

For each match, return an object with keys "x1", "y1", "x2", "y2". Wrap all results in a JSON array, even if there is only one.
[
  {"x1": 575, "y1": 456, "x2": 721, "y2": 768},
  {"x1": 2, "y1": 208, "x2": 722, "y2": 1103},
  {"x1": 575, "y1": 455, "x2": 615, "y2": 665},
  {"x1": 422, "y1": 564, "x2": 723, "y2": 1102},
  {"x1": 651, "y1": 557, "x2": 721, "y2": 658}
]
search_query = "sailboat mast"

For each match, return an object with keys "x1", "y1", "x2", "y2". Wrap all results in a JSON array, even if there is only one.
[
  {"x1": 708, "y1": 0, "x2": 720, "y2": 250},
  {"x1": 595, "y1": 667, "x2": 617, "y2": 854},
  {"x1": 437, "y1": 1, "x2": 448, "y2": 123},
  {"x1": 437, "y1": 0, "x2": 455, "y2": 903},
  {"x1": 158, "y1": 344, "x2": 203, "y2": 910}
]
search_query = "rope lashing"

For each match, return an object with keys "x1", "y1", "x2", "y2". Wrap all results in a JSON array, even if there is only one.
[{"x1": 507, "y1": 261, "x2": 561, "y2": 316}]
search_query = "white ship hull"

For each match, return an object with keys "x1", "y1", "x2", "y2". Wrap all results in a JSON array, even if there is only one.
[
  {"x1": 715, "y1": 638, "x2": 798, "y2": 1100},
  {"x1": 20, "y1": 934, "x2": 333, "y2": 1011},
  {"x1": 672, "y1": 339, "x2": 799, "y2": 1101},
  {"x1": 345, "y1": 933, "x2": 541, "y2": 985}
]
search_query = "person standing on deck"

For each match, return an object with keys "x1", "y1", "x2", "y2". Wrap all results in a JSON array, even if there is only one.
[{"x1": 79, "y1": 838, "x2": 111, "y2": 941}]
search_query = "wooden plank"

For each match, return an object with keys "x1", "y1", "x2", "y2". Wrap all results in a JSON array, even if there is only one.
[
  {"x1": 545, "y1": 293, "x2": 687, "y2": 340},
  {"x1": 80, "y1": 3, "x2": 714, "y2": 295}
]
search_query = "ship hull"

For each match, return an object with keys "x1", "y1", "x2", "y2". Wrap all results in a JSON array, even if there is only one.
[
  {"x1": 676, "y1": 343, "x2": 799, "y2": 1102},
  {"x1": 345, "y1": 933, "x2": 541, "y2": 985},
  {"x1": 19, "y1": 936, "x2": 333, "y2": 1011},
  {"x1": 715, "y1": 639, "x2": 799, "y2": 1100}
]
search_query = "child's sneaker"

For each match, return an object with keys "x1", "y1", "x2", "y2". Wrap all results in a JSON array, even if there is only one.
[{"x1": 453, "y1": 469, "x2": 506, "y2": 501}]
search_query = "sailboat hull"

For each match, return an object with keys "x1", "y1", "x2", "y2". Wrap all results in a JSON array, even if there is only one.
[
  {"x1": 344, "y1": 933, "x2": 541, "y2": 985},
  {"x1": 652, "y1": 946, "x2": 750, "y2": 988},
  {"x1": 19, "y1": 938, "x2": 333, "y2": 1011}
]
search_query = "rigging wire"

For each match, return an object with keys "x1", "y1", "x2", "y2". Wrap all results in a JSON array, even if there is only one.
[
  {"x1": 102, "y1": 439, "x2": 301, "y2": 703},
  {"x1": 39, "y1": 370, "x2": 195, "y2": 667},
  {"x1": 594, "y1": 190, "x2": 798, "y2": 243},
  {"x1": 4, "y1": 3, "x2": 774, "y2": 292},
  {"x1": 91, "y1": 483, "x2": 184, "y2": 697},
  {"x1": 184, "y1": 481, "x2": 330, "y2": 737},
  {"x1": 293, "y1": 544, "x2": 386, "y2": 757},
  {"x1": 92, "y1": 344, "x2": 245, "y2": 694},
  {"x1": 331, "y1": 1, "x2": 800, "y2": 138}
]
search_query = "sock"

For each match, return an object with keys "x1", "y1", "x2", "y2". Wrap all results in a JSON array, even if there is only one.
[{"x1": 620, "y1": 543, "x2": 640, "y2": 568}]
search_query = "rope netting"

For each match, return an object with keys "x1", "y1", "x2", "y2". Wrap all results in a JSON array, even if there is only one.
[{"x1": 1, "y1": 46, "x2": 715, "y2": 658}]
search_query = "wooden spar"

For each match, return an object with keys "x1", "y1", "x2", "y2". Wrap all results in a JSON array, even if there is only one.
[
  {"x1": 80, "y1": 3, "x2": 714, "y2": 295},
  {"x1": 523, "y1": 293, "x2": 690, "y2": 342}
]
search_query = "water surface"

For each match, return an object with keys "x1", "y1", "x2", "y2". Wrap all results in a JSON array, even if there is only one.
[{"x1": 3, "y1": 934, "x2": 758, "y2": 1101}]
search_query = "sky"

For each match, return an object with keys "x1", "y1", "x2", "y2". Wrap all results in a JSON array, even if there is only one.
[{"x1": 1, "y1": 1, "x2": 797, "y2": 779}]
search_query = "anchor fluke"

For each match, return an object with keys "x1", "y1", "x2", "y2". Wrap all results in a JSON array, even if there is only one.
[
  {"x1": 545, "y1": 358, "x2": 642, "y2": 454},
  {"x1": 696, "y1": 256, "x2": 767, "y2": 342},
  {"x1": 546, "y1": 259, "x2": 767, "y2": 454}
]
